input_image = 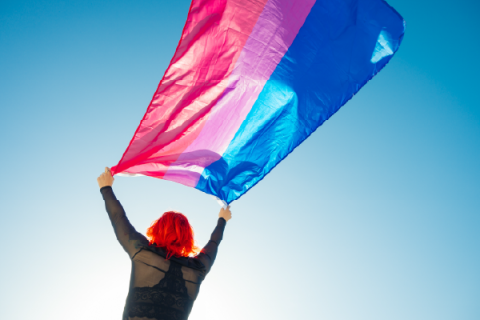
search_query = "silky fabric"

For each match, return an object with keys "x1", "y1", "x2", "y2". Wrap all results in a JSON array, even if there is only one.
[
  {"x1": 111, "y1": 0, "x2": 405, "y2": 204},
  {"x1": 101, "y1": 186, "x2": 226, "y2": 320}
]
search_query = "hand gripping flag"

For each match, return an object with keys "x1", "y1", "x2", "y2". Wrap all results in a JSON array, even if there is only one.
[{"x1": 111, "y1": 0, "x2": 405, "y2": 204}]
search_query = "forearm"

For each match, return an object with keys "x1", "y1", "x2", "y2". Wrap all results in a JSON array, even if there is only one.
[
  {"x1": 100, "y1": 186, "x2": 117, "y2": 201},
  {"x1": 100, "y1": 186, "x2": 146, "y2": 256},
  {"x1": 198, "y1": 217, "x2": 227, "y2": 272},
  {"x1": 100, "y1": 186, "x2": 124, "y2": 222},
  {"x1": 209, "y1": 217, "x2": 227, "y2": 245}
]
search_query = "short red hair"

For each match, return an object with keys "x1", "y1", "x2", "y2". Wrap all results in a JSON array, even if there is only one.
[{"x1": 146, "y1": 211, "x2": 199, "y2": 259}]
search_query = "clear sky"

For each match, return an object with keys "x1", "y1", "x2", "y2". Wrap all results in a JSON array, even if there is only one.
[{"x1": 0, "y1": 0, "x2": 479, "y2": 319}]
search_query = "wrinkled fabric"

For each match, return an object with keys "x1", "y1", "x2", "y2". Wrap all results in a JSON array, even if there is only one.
[{"x1": 112, "y1": 0, "x2": 405, "y2": 204}]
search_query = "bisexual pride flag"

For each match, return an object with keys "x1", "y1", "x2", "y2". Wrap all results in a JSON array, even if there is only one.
[{"x1": 111, "y1": 0, "x2": 405, "y2": 204}]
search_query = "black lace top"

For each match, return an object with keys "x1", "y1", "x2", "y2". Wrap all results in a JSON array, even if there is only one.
[{"x1": 100, "y1": 186, "x2": 227, "y2": 320}]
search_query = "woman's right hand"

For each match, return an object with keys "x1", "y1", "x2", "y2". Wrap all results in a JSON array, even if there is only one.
[
  {"x1": 97, "y1": 167, "x2": 114, "y2": 189},
  {"x1": 219, "y1": 206, "x2": 232, "y2": 222}
]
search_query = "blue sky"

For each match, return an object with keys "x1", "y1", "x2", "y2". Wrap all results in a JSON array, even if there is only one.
[{"x1": 0, "y1": 0, "x2": 479, "y2": 319}]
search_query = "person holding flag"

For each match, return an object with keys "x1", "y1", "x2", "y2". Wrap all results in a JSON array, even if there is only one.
[{"x1": 97, "y1": 167, "x2": 232, "y2": 320}]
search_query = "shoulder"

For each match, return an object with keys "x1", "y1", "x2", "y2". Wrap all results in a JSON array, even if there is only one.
[
  {"x1": 186, "y1": 256, "x2": 207, "y2": 270},
  {"x1": 138, "y1": 244, "x2": 206, "y2": 271}
]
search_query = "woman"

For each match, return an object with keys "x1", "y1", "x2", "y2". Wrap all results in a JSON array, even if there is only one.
[{"x1": 97, "y1": 167, "x2": 232, "y2": 320}]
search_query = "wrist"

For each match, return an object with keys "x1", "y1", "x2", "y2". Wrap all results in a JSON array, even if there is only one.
[{"x1": 100, "y1": 186, "x2": 117, "y2": 200}]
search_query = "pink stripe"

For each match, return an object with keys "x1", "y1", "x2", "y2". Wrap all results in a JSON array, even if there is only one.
[
  {"x1": 164, "y1": 0, "x2": 317, "y2": 187},
  {"x1": 111, "y1": 0, "x2": 270, "y2": 178}
]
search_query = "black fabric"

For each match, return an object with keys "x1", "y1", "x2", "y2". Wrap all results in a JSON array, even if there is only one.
[{"x1": 100, "y1": 186, "x2": 226, "y2": 320}]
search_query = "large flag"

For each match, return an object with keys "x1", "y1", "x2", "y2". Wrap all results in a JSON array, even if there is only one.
[{"x1": 111, "y1": 0, "x2": 405, "y2": 204}]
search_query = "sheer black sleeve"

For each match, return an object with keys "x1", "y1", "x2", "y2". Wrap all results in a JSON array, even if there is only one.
[
  {"x1": 100, "y1": 186, "x2": 148, "y2": 258},
  {"x1": 195, "y1": 218, "x2": 227, "y2": 274}
]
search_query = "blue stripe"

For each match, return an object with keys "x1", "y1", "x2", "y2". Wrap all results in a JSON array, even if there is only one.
[{"x1": 196, "y1": 0, "x2": 405, "y2": 203}]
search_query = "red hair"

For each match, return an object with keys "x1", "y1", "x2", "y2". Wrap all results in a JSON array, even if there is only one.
[{"x1": 146, "y1": 211, "x2": 199, "y2": 259}]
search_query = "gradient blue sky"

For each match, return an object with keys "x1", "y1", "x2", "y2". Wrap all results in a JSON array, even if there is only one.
[{"x1": 1, "y1": 0, "x2": 479, "y2": 319}]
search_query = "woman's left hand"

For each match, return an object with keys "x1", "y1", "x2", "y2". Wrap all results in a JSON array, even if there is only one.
[{"x1": 97, "y1": 167, "x2": 114, "y2": 188}]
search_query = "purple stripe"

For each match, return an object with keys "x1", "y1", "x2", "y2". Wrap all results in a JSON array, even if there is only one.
[{"x1": 164, "y1": 0, "x2": 316, "y2": 187}]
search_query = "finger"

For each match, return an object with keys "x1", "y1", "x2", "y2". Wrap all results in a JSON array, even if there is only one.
[{"x1": 105, "y1": 167, "x2": 109, "y2": 173}]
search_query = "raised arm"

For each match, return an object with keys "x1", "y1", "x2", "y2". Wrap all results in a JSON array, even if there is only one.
[
  {"x1": 97, "y1": 168, "x2": 148, "y2": 258},
  {"x1": 195, "y1": 206, "x2": 232, "y2": 274}
]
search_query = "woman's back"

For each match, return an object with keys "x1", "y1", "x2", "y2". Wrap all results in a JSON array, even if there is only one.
[
  {"x1": 127, "y1": 250, "x2": 199, "y2": 319},
  {"x1": 99, "y1": 185, "x2": 227, "y2": 320}
]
